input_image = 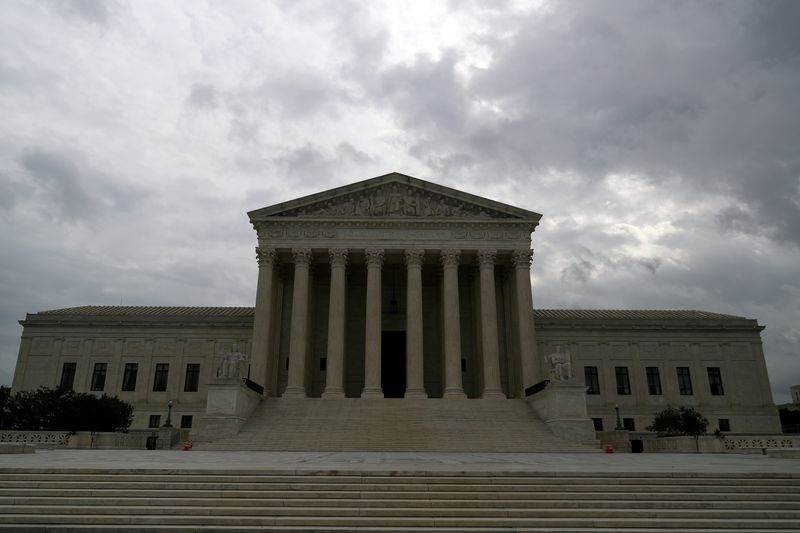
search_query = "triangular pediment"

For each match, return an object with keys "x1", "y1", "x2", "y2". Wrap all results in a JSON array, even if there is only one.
[{"x1": 248, "y1": 172, "x2": 541, "y2": 222}]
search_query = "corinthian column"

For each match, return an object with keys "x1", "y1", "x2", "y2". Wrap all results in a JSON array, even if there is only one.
[
  {"x1": 477, "y1": 249, "x2": 505, "y2": 399},
  {"x1": 512, "y1": 248, "x2": 540, "y2": 394},
  {"x1": 441, "y1": 249, "x2": 466, "y2": 399},
  {"x1": 250, "y1": 247, "x2": 278, "y2": 395},
  {"x1": 404, "y1": 249, "x2": 427, "y2": 398},
  {"x1": 284, "y1": 248, "x2": 312, "y2": 398},
  {"x1": 361, "y1": 248, "x2": 384, "y2": 398},
  {"x1": 322, "y1": 248, "x2": 348, "y2": 399}
]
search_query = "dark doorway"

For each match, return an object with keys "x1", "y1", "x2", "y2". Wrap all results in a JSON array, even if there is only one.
[{"x1": 381, "y1": 331, "x2": 406, "y2": 398}]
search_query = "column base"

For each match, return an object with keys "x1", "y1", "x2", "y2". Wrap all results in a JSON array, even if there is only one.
[
  {"x1": 404, "y1": 388, "x2": 428, "y2": 399},
  {"x1": 360, "y1": 388, "x2": 384, "y2": 399},
  {"x1": 481, "y1": 389, "x2": 506, "y2": 400},
  {"x1": 282, "y1": 386, "x2": 308, "y2": 399},
  {"x1": 321, "y1": 388, "x2": 345, "y2": 399},
  {"x1": 443, "y1": 388, "x2": 467, "y2": 399}
]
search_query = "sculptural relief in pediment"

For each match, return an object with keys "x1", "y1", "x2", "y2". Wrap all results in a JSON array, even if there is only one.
[{"x1": 275, "y1": 183, "x2": 514, "y2": 219}]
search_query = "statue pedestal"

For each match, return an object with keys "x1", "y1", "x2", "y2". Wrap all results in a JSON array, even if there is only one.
[
  {"x1": 527, "y1": 380, "x2": 598, "y2": 446},
  {"x1": 192, "y1": 378, "x2": 262, "y2": 441}
]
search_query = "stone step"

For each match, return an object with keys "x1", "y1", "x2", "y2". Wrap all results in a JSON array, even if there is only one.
[
  {"x1": 2, "y1": 496, "x2": 798, "y2": 510},
  {"x1": 2, "y1": 514, "x2": 800, "y2": 529},
  {"x1": 2, "y1": 472, "x2": 797, "y2": 485},
  {"x1": 199, "y1": 398, "x2": 596, "y2": 452},
  {"x1": 3, "y1": 504, "x2": 800, "y2": 520},
  {"x1": 1, "y1": 527, "x2": 797, "y2": 533}
]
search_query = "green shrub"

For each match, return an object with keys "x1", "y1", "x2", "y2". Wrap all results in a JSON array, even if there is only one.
[
  {"x1": 1, "y1": 387, "x2": 133, "y2": 432},
  {"x1": 646, "y1": 406, "x2": 708, "y2": 436}
]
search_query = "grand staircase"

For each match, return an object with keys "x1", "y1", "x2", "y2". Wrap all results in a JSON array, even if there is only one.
[
  {"x1": 0, "y1": 469, "x2": 798, "y2": 531},
  {"x1": 199, "y1": 398, "x2": 594, "y2": 452}
]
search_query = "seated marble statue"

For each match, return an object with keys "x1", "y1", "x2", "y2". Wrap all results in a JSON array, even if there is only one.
[{"x1": 546, "y1": 345, "x2": 573, "y2": 382}]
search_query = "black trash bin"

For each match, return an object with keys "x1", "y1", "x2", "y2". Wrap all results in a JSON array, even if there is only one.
[{"x1": 145, "y1": 434, "x2": 158, "y2": 450}]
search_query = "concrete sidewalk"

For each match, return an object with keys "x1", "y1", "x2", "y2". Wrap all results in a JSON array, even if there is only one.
[{"x1": 1, "y1": 449, "x2": 799, "y2": 475}]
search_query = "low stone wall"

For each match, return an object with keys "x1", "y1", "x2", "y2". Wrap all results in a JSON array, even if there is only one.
[
  {"x1": 723, "y1": 435, "x2": 798, "y2": 452},
  {"x1": 0, "y1": 431, "x2": 71, "y2": 447},
  {"x1": 640, "y1": 434, "x2": 799, "y2": 453},
  {"x1": 0, "y1": 429, "x2": 190, "y2": 450},
  {"x1": 642, "y1": 435, "x2": 725, "y2": 453}
]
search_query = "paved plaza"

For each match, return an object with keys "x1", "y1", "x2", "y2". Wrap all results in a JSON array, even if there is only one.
[{"x1": 2, "y1": 449, "x2": 800, "y2": 475}]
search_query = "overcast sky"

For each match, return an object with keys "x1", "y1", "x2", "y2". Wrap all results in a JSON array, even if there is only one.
[{"x1": 0, "y1": 0, "x2": 798, "y2": 403}]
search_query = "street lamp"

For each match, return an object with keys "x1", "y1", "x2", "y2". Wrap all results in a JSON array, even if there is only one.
[
  {"x1": 615, "y1": 404, "x2": 624, "y2": 430},
  {"x1": 164, "y1": 400, "x2": 173, "y2": 428}
]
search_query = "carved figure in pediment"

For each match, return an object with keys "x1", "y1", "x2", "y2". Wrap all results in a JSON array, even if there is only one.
[
  {"x1": 388, "y1": 184, "x2": 403, "y2": 215},
  {"x1": 340, "y1": 197, "x2": 355, "y2": 215},
  {"x1": 403, "y1": 189, "x2": 418, "y2": 216},
  {"x1": 372, "y1": 189, "x2": 387, "y2": 215},
  {"x1": 356, "y1": 194, "x2": 371, "y2": 216},
  {"x1": 421, "y1": 195, "x2": 433, "y2": 216}
]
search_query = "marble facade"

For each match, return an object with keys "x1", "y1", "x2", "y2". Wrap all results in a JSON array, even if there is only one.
[{"x1": 9, "y1": 173, "x2": 782, "y2": 435}]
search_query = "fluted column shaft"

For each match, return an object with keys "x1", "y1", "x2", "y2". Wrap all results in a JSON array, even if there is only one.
[
  {"x1": 362, "y1": 248, "x2": 384, "y2": 398},
  {"x1": 284, "y1": 248, "x2": 312, "y2": 398},
  {"x1": 513, "y1": 249, "x2": 540, "y2": 394},
  {"x1": 250, "y1": 247, "x2": 277, "y2": 395},
  {"x1": 477, "y1": 249, "x2": 505, "y2": 399},
  {"x1": 404, "y1": 249, "x2": 427, "y2": 398},
  {"x1": 322, "y1": 249, "x2": 348, "y2": 399},
  {"x1": 441, "y1": 249, "x2": 466, "y2": 399}
]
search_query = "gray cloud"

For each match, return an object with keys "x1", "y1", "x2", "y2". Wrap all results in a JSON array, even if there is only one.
[{"x1": 16, "y1": 146, "x2": 139, "y2": 222}]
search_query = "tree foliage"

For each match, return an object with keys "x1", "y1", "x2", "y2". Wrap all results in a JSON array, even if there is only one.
[
  {"x1": 646, "y1": 406, "x2": 708, "y2": 436},
  {"x1": 0, "y1": 387, "x2": 133, "y2": 432}
]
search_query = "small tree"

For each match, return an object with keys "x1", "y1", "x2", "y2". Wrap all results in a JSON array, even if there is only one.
[{"x1": 647, "y1": 406, "x2": 708, "y2": 436}]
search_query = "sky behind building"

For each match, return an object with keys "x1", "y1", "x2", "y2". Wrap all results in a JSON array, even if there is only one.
[{"x1": 0, "y1": 0, "x2": 798, "y2": 402}]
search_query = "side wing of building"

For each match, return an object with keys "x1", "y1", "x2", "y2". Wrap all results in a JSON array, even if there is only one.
[{"x1": 535, "y1": 309, "x2": 782, "y2": 434}]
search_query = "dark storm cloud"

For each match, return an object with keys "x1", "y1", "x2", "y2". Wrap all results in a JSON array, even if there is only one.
[{"x1": 17, "y1": 146, "x2": 139, "y2": 222}]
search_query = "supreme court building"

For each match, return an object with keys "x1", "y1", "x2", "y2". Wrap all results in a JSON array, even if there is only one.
[{"x1": 11, "y1": 173, "x2": 782, "y2": 438}]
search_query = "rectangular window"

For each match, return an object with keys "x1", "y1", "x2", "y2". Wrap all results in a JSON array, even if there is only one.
[
  {"x1": 646, "y1": 367, "x2": 662, "y2": 395},
  {"x1": 59, "y1": 362, "x2": 76, "y2": 391},
  {"x1": 148, "y1": 415, "x2": 161, "y2": 428},
  {"x1": 184, "y1": 363, "x2": 200, "y2": 392},
  {"x1": 180, "y1": 415, "x2": 193, "y2": 429},
  {"x1": 121, "y1": 363, "x2": 138, "y2": 392},
  {"x1": 707, "y1": 367, "x2": 725, "y2": 396},
  {"x1": 718, "y1": 418, "x2": 730, "y2": 432},
  {"x1": 592, "y1": 418, "x2": 604, "y2": 431},
  {"x1": 584, "y1": 366, "x2": 600, "y2": 394},
  {"x1": 623, "y1": 418, "x2": 636, "y2": 431},
  {"x1": 90, "y1": 363, "x2": 107, "y2": 391},
  {"x1": 677, "y1": 367, "x2": 693, "y2": 395},
  {"x1": 615, "y1": 366, "x2": 631, "y2": 395},
  {"x1": 153, "y1": 363, "x2": 169, "y2": 392}
]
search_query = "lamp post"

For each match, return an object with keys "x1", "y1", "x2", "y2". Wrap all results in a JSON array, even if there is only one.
[
  {"x1": 615, "y1": 404, "x2": 624, "y2": 430},
  {"x1": 164, "y1": 400, "x2": 173, "y2": 428}
]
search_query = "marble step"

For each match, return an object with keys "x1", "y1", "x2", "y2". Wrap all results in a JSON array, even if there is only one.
[
  {"x1": 2, "y1": 514, "x2": 800, "y2": 529},
  {"x1": 2, "y1": 496, "x2": 799, "y2": 509},
  {"x1": 200, "y1": 398, "x2": 595, "y2": 452}
]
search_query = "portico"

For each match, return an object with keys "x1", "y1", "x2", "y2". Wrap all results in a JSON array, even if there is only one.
[{"x1": 247, "y1": 173, "x2": 543, "y2": 399}]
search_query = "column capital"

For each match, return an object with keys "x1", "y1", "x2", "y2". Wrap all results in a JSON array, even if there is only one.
[
  {"x1": 256, "y1": 247, "x2": 278, "y2": 267},
  {"x1": 328, "y1": 248, "x2": 348, "y2": 267},
  {"x1": 404, "y1": 248, "x2": 425, "y2": 268},
  {"x1": 292, "y1": 248, "x2": 313, "y2": 266},
  {"x1": 476, "y1": 249, "x2": 497, "y2": 268},
  {"x1": 511, "y1": 248, "x2": 533, "y2": 268},
  {"x1": 365, "y1": 248, "x2": 384, "y2": 267},
  {"x1": 440, "y1": 249, "x2": 461, "y2": 268}
]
